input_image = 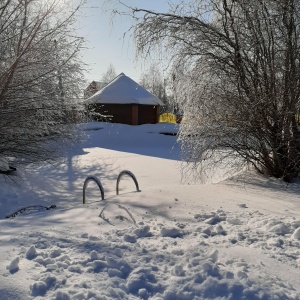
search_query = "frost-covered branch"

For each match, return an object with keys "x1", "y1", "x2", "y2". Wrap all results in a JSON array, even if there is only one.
[
  {"x1": 0, "y1": 0, "x2": 86, "y2": 166},
  {"x1": 126, "y1": 0, "x2": 300, "y2": 182}
]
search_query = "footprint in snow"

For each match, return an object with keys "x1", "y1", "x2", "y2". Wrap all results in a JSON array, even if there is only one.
[{"x1": 238, "y1": 204, "x2": 248, "y2": 208}]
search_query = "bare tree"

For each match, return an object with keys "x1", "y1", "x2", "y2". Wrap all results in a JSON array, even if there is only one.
[
  {"x1": 139, "y1": 64, "x2": 165, "y2": 98},
  {"x1": 101, "y1": 63, "x2": 117, "y2": 84},
  {"x1": 0, "y1": 0, "x2": 85, "y2": 167},
  {"x1": 140, "y1": 64, "x2": 178, "y2": 113},
  {"x1": 128, "y1": 0, "x2": 300, "y2": 182}
]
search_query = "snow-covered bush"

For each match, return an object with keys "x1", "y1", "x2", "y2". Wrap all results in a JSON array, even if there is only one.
[
  {"x1": 131, "y1": 0, "x2": 300, "y2": 182},
  {"x1": 0, "y1": 0, "x2": 86, "y2": 166}
]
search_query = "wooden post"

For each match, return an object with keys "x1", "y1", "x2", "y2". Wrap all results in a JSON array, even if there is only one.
[
  {"x1": 132, "y1": 104, "x2": 138, "y2": 125},
  {"x1": 155, "y1": 105, "x2": 160, "y2": 123}
]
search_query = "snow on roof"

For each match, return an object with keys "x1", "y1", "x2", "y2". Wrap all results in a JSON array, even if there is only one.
[{"x1": 85, "y1": 73, "x2": 164, "y2": 106}]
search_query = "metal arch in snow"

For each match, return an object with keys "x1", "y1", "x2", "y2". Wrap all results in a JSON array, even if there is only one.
[
  {"x1": 83, "y1": 175, "x2": 105, "y2": 204},
  {"x1": 116, "y1": 170, "x2": 141, "y2": 195}
]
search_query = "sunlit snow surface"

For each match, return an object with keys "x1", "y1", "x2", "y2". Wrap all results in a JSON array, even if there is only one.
[{"x1": 0, "y1": 122, "x2": 299, "y2": 300}]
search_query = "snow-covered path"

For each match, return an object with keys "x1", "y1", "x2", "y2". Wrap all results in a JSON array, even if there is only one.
[{"x1": 0, "y1": 123, "x2": 299, "y2": 299}]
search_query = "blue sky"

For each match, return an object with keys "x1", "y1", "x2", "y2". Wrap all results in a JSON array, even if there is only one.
[{"x1": 76, "y1": 0, "x2": 178, "y2": 84}]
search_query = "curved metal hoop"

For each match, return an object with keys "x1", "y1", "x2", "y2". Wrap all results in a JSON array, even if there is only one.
[
  {"x1": 83, "y1": 176, "x2": 105, "y2": 204},
  {"x1": 6, "y1": 205, "x2": 56, "y2": 218},
  {"x1": 116, "y1": 170, "x2": 140, "y2": 195}
]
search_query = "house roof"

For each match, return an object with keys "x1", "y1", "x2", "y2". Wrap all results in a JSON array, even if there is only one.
[{"x1": 85, "y1": 73, "x2": 164, "y2": 106}]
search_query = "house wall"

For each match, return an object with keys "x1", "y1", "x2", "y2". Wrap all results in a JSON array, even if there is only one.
[
  {"x1": 87, "y1": 104, "x2": 160, "y2": 125},
  {"x1": 138, "y1": 105, "x2": 160, "y2": 125}
]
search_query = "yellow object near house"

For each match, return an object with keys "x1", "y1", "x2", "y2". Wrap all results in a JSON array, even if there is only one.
[{"x1": 159, "y1": 113, "x2": 177, "y2": 124}]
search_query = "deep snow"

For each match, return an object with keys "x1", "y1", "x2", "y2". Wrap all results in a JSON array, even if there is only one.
[{"x1": 0, "y1": 122, "x2": 299, "y2": 300}]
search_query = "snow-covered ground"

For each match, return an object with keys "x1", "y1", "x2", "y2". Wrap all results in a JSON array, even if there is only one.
[{"x1": 0, "y1": 122, "x2": 300, "y2": 300}]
